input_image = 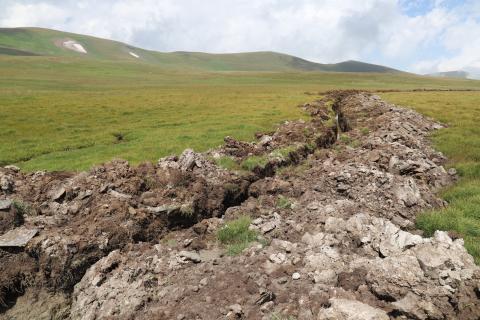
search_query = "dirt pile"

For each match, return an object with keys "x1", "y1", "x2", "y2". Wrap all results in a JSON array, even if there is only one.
[{"x1": 0, "y1": 91, "x2": 479, "y2": 319}]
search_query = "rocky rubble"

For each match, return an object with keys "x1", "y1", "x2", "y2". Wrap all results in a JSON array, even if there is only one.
[{"x1": 0, "y1": 91, "x2": 479, "y2": 319}]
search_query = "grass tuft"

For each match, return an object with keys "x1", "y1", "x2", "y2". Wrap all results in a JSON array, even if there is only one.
[
  {"x1": 276, "y1": 195, "x2": 292, "y2": 209},
  {"x1": 214, "y1": 156, "x2": 241, "y2": 171},
  {"x1": 217, "y1": 216, "x2": 258, "y2": 255}
]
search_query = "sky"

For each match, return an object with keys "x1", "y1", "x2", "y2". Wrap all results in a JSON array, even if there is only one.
[{"x1": 0, "y1": 0, "x2": 479, "y2": 74}]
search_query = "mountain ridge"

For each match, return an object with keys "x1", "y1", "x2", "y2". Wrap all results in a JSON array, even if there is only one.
[{"x1": 0, "y1": 27, "x2": 402, "y2": 73}]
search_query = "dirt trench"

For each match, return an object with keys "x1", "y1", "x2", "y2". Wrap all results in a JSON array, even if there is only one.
[{"x1": 1, "y1": 91, "x2": 479, "y2": 320}]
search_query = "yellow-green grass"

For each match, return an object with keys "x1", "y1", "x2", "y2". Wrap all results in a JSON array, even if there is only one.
[
  {"x1": 383, "y1": 92, "x2": 480, "y2": 263},
  {"x1": 217, "y1": 216, "x2": 258, "y2": 255},
  {"x1": 2, "y1": 55, "x2": 480, "y2": 171}
]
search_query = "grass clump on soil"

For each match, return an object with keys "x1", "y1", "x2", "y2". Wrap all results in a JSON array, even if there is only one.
[
  {"x1": 270, "y1": 146, "x2": 297, "y2": 160},
  {"x1": 276, "y1": 195, "x2": 292, "y2": 209},
  {"x1": 241, "y1": 155, "x2": 270, "y2": 171},
  {"x1": 214, "y1": 156, "x2": 241, "y2": 171},
  {"x1": 383, "y1": 91, "x2": 480, "y2": 264},
  {"x1": 217, "y1": 216, "x2": 258, "y2": 255},
  {"x1": 241, "y1": 146, "x2": 298, "y2": 171},
  {"x1": 12, "y1": 200, "x2": 31, "y2": 216}
]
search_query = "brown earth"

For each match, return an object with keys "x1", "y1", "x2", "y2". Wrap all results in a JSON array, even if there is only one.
[{"x1": 0, "y1": 91, "x2": 479, "y2": 319}]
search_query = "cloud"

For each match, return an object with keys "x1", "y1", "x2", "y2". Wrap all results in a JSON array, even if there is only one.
[{"x1": 0, "y1": 0, "x2": 478, "y2": 73}]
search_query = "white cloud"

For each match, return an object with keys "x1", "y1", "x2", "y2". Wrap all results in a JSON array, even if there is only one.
[
  {"x1": 1, "y1": 2, "x2": 67, "y2": 27},
  {"x1": 0, "y1": 0, "x2": 478, "y2": 73}
]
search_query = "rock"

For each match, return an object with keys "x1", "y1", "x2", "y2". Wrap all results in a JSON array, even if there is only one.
[
  {"x1": 0, "y1": 174, "x2": 14, "y2": 192},
  {"x1": 0, "y1": 199, "x2": 12, "y2": 211},
  {"x1": 258, "y1": 135, "x2": 273, "y2": 146},
  {"x1": 292, "y1": 272, "x2": 301, "y2": 280},
  {"x1": 51, "y1": 187, "x2": 66, "y2": 201},
  {"x1": 0, "y1": 227, "x2": 38, "y2": 247},
  {"x1": 199, "y1": 277, "x2": 208, "y2": 287},
  {"x1": 318, "y1": 298, "x2": 389, "y2": 320},
  {"x1": 4, "y1": 165, "x2": 20, "y2": 172},
  {"x1": 193, "y1": 221, "x2": 208, "y2": 235},
  {"x1": 178, "y1": 149, "x2": 204, "y2": 171},
  {"x1": 109, "y1": 189, "x2": 132, "y2": 200},
  {"x1": 252, "y1": 218, "x2": 263, "y2": 225},
  {"x1": 228, "y1": 304, "x2": 243, "y2": 316},
  {"x1": 269, "y1": 253, "x2": 286, "y2": 264},
  {"x1": 277, "y1": 277, "x2": 288, "y2": 284},
  {"x1": 260, "y1": 301, "x2": 274, "y2": 313},
  {"x1": 261, "y1": 221, "x2": 276, "y2": 234},
  {"x1": 392, "y1": 292, "x2": 441, "y2": 320},
  {"x1": 393, "y1": 178, "x2": 421, "y2": 207},
  {"x1": 178, "y1": 251, "x2": 202, "y2": 263},
  {"x1": 448, "y1": 168, "x2": 457, "y2": 176},
  {"x1": 255, "y1": 290, "x2": 275, "y2": 305}
]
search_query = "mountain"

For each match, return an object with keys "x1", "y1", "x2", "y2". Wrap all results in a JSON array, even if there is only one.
[
  {"x1": 0, "y1": 27, "x2": 401, "y2": 73},
  {"x1": 426, "y1": 70, "x2": 470, "y2": 79}
]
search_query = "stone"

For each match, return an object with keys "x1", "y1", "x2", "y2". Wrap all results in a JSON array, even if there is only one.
[
  {"x1": 318, "y1": 298, "x2": 389, "y2": 320},
  {"x1": 261, "y1": 221, "x2": 276, "y2": 234},
  {"x1": 0, "y1": 199, "x2": 12, "y2": 211},
  {"x1": 258, "y1": 135, "x2": 273, "y2": 146},
  {"x1": 4, "y1": 165, "x2": 20, "y2": 172},
  {"x1": 292, "y1": 272, "x2": 301, "y2": 280},
  {"x1": 178, "y1": 250, "x2": 202, "y2": 263},
  {"x1": 51, "y1": 187, "x2": 66, "y2": 201},
  {"x1": 392, "y1": 292, "x2": 442, "y2": 320},
  {"x1": 0, "y1": 227, "x2": 38, "y2": 247},
  {"x1": 255, "y1": 290, "x2": 275, "y2": 305},
  {"x1": 109, "y1": 190, "x2": 132, "y2": 200},
  {"x1": 0, "y1": 174, "x2": 14, "y2": 192},
  {"x1": 269, "y1": 253, "x2": 286, "y2": 264},
  {"x1": 228, "y1": 304, "x2": 243, "y2": 315}
]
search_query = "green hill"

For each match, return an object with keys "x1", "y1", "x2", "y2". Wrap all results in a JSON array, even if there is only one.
[
  {"x1": 426, "y1": 70, "x2": 469, "y2": 79},
  {"x1": 0, "y1": 27, "x2": 401, "y2": 73}
]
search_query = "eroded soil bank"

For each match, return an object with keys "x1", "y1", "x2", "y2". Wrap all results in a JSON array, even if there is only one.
[{"x1": 0, "y1": 91, "x2": 479, "y2": 319}]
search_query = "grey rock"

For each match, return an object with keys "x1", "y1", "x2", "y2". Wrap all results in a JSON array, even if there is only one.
[
  {"x1": 178, "y1": 250, "x2": 202, "y2": 263},
  {"x1": 4, "y1": 165, "x2": 20, "y2": 172},
  {"x1": 392, "y1": 292, "x2": 441, "y2": 320},
  {"x1": 0, "y1": 199, "x2": 12, "y2": 211},
  {"x1": 261, "y1": 221, "x2": 276, "y2": 234},
  {"x1": 51, "y1": 187, "x2": 66, "y2": 201},
  {"x1": 108, "y1": 190, "x2": 132, "y2": 200},
  {"x1": 318, "y1": 298, "x2": 389, "y2": 320},
  {"x1": 0, "y1": 227, "x2": 38, "y2": 247}
]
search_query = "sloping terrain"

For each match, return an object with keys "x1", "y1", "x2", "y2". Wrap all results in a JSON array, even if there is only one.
[
  {"x1": 0, "y1": 91, "x2": 479, "y2": 319},
  {"x1": 0, "y1": 27, "x2": 400, "y2": 73},
  {"x1": 427, "y1": 71, "x2": 470, "y2": 79}
]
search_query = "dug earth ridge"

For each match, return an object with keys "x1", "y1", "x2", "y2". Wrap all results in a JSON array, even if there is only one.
[{"x1": 0, "y1": 91, "x2": 479, "y2": 319}]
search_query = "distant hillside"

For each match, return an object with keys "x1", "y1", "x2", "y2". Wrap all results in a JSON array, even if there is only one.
[
  {"x1": 0, "y1": 27, "x2": 401, "y2": 73},
  {"x1": 427, "y1": 70, "x2": 469, "y2": 79}
]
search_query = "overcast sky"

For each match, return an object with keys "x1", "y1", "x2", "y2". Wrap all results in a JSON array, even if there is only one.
[{"x1": 0, "y1": 0, "x2": 478, "y2": 73}]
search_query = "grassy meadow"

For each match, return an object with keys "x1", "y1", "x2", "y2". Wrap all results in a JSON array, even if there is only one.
[{"x1": 2, "y1": 55, "x2": 480, "y2": 171}]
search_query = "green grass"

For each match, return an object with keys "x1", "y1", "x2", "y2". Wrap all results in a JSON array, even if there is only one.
[
  {"x1": 214, "y1": 156, "x2": 242, "y2": 171},
  {"x1": 217, "y1": 216, "x2": 258, "y2": 255},
  {"x1": 0, "y1": 27, "x2": 400, "y2": 73},
  {"x1": 276, "y1": 195, "x2": 292, "y2": 209},
  {"x1": 383, "y1": 92, "x2": 480, "y2": 263},
  {"x1": 1, "y1": 53, "x2": 479, "y2": 172}
]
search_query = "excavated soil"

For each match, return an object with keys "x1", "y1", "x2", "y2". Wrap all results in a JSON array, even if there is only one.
[{"x1": 0, "y1": 91, "x2": 479, "y2": 319}]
